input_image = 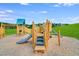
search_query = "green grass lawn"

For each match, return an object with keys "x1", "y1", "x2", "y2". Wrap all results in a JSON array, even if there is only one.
[
  {"x1": 5, "y1": 24, "x2": 79, "y2": 40},
  {"x1": 53, "y1": 24, "x2": 79, "y2": 39},
  {"x1": 5, "y1": 28, "x2": 16, "y2": 35}
]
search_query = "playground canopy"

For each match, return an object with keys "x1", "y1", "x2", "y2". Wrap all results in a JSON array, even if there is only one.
[{"x1": 17, "y1": 19, "x2": 25, "y2": 25}]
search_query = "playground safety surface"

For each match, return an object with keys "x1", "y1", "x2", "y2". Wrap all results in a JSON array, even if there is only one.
[{"x1": 0, "y1": 34, "x2": 79, "y2": 56}]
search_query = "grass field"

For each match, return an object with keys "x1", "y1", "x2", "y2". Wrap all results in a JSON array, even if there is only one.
[
  {"x1": 53, "y1": 24, "x2": 79, "y2": 39},
  {"x1": 5, "y1": 28, "x2": 16, "y2": 35},
  {"x1": 5, "y1": 23, "x2": 79, "y2": 40}
]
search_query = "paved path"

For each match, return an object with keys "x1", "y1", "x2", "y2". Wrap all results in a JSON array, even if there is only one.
[{"x1": 0, "y1": 35, "x2": 79, "y2": 56}]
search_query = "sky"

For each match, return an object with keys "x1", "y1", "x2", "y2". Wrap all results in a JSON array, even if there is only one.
[{"x1": 0, "y1": 3, "x2": 79, "y2": 24}]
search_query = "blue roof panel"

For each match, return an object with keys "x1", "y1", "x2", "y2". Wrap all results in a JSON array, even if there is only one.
[{"x1": 17, "y1": 19, "x2": 25, "y2": 25}]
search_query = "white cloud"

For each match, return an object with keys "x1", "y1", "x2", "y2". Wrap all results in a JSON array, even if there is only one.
[
  {"x1": 20, "y1": 3, "x2": 29, "y2": 5},
  {"x1": 54, "y1": 4, "x2": 60, "y2": 7},
  {"x1": 39, "y1": 11, "x2": 48, "y2": 14},
  {"x1": 54, "y1": 3, "x2": 77, "y2": 7},
  {"x1": 0, "y1": 10, "x2": 14, "y2": 18},
  {"x1": 6, "y1": 10, "x2": 14, "y2": 13},
  {"x1": 63, "y1": 3, "x2": 76, "y2": 6},
  {"x1": 0, "y1": 9, "x2": 14, "y2": 15},
  {"x1": 61, "y1": 16, "x2": 79, "y2": 24},
  {"x1": 50, "y1": 16, "x2": 79, "y2": 24},
  {"x1": 54, "y1": 3, "x2": 62, "y2": 7},
  {"x1": 0, "y1": 18, "x2": 14, "y2": 20},
  {"x1": 0, "y1": 14, "x2": 8, "y2": 17},
  {"x1": 0, "y1": 11, "x2": 6, "y2": 14},
  {"x1": 0, "y1": 17, "x2": 15, "y2": 23},
  {"x1": 71, "y1": 16, "x2": 79, "y2": 23},
  {"x1": 30, "y1": 11, "x2": 48, "y2": 14}
]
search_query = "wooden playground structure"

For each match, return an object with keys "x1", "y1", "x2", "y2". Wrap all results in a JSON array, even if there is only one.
[
  {"x1": 0, "y1": 23, "x2": 5, "y2": 39},
  {"x1": 0, "y1": 19, "x2": 60, "y2": 53},
  {"x1": 32, "y1": 20, "x2": 52, "y2": 53},
  {"x1": 16, "y1": 19, "x2": 53, "y2": 53},
  {"x1": 16, "y1": 19, "x2": 31, "y2": 35}
]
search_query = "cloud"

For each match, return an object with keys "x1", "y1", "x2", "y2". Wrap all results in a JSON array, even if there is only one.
[
  {"x1": 60, "y1": 16, "x2": 79, "y2": 24},
  {"x1": 0, "y1": 9, "x2": 14, "y2": 18},
  {"x1": 51, "y1": 16, "x2": 79, "y2": 24},
  {"x1": 39, "y1": 11, "x2": 48, "y2": 14},
  {"x1": 0, "y1": 11, "x2": 6, "y2": 14},
  {"x1": 20, "y1": 3, "x2": 29, "y2": 5},
  {"x1": 6, "y1": 10, "x2": 14, "y2": 13},
  {"x1": 71, "y1": 16, "x2": 79, "y2": 23},
  {"x1": 54, "y1": 3, "x2": 77, "y2": 7},
  {"x1": 0, "y1": 14, "x2": 8, "y2": 17},
  {"x1": 0, "y1": 17, "x2": 15, "y2": 23},
  {"x1": 30, "y1": 11, "x2": 48, "y2": 14},
  {"x1": 0, "y1": 10, "x2": 15, "y2": 23},
  {"x1": 54, "y1": 4, "x2": 60, "y2": 7},
  {"x1": 0, "y1": 18, "x2": 14, "y2": 20},
  {"x1": 62, "y1": 3, "x2": 77, "y2": 6},
  {"x1": 0, "y1": 10, "x2": 14, "y2": 15}
]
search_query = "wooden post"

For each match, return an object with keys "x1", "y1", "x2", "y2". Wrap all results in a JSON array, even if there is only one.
[
  {"x1": 48, "y1": 20, "x2": 50, "y2": 40},
  {"x1": 44, "y1": 26, "x2": 47, "y2": 49},
  {"x1": 58, "y1": 30, "x2": 60, "y2": 46},
  {"x1": 0, "y1": 23, "x2": 5, "y2": 39},
  {"x1": 46, "y1": 19, "x2": 49, "y2": 40},
  {"x1": 49, "y1": 21, "x2": 52, "y2": 32},
  {"x1": 32, "y1": 21, "x2": 36, "y2": 48},
  {"x1": 44, "y1": 20, "x2": 49, "y2": 50},
  {"x1": 16, "y1": 25, "x2": 18, "y2": 35}
]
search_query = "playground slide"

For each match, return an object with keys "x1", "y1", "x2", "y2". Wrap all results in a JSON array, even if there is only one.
[
  {"x1": 36, "y1": 36, "x2": 44, "y2": 46},
  {"x1": 16, "y1": 34, "x2": 32, "y2": 44}
]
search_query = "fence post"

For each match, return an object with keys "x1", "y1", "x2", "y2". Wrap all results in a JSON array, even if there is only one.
[{"x1": 58, "y1": 30, "x2": 60, "y2": 46}]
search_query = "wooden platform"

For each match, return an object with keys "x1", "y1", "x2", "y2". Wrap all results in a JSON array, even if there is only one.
[
  {"x1": 34, "y1": 46, "x2": 46, "y2": 53},
  {"x1": 37, "y1": 33, "x2": 43, "y2": 37}
]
